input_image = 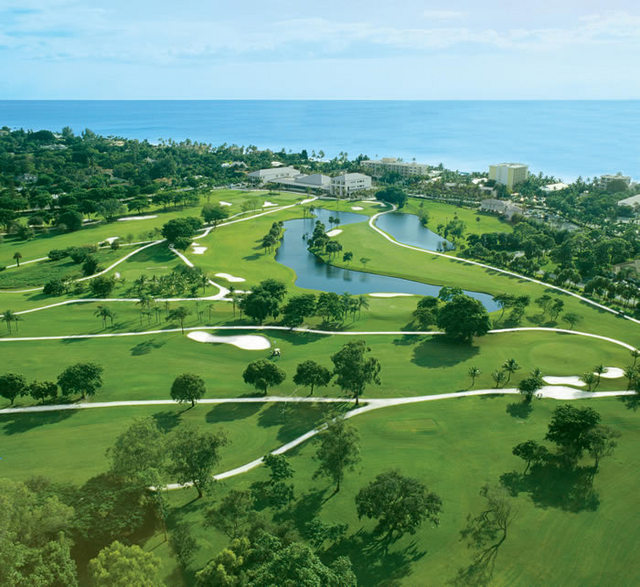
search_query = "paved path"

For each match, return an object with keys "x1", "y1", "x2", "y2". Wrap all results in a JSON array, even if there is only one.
[
  {"x1": 368, "y1": 206, "x2": 640, "y2": 325},
  {"x1": 0, "y1": 387, "x2": 632, "y2": 489},
  {"x1": 1, "y1": 196, "x2": 315, "y2": 297}
]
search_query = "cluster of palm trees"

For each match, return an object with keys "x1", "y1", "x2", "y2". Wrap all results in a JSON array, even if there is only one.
[
  {"x1": 623, "y1": 349, "x2": 640, "y2": 392},
  {"x1": 467, "y1": 358, "x2": 537, "y2": 390},
  {"x1": 2, "y1": 310, "x2": 22, "y2": 333}
]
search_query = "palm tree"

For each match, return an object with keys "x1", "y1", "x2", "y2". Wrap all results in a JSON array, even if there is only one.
[
  {"x1": 166, "y1": 306, "x2": 191, "y2": 334},
  {"x1": 593, "y1": 364, "x2": 606, "y2": 389},
  {"x1": 207, "y1": 303, "x2": 215, "y2": 322},
  {"x1": 468, "y1": 366, "x2": 480, "y2": 388},
  {"x1": 502, "y1": 358, "x2": 521, "y2": 384},
  {"x1": 631, "y1": 349, "x2": 640, "y2": 368},
  {"x1": 2, "y1": 310, "x2": 21, "y2": 333},
  {"x1": 581, "y1": 372, "x2": 597, "y2": 391},
  {"x1": 357, "y1": 295, "x2": 369, "y2": 319},
  {"x1": 624, "y1": 366, "x2": 637, "y2": 390},
  {"x1": 492, "y1": 370, "x2": 507, "y2": 389},
  {"x1": 94, "y1": 305, "x2": 115, "y2": 329},
  {"x1": 12, "y1": 251, "x2": 22, "y2": 267}
]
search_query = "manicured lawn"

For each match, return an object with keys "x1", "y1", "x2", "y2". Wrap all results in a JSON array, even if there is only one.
[
  {"x1": 0, "y1": 330, "x2": 631, "y2": 408},
  {"x1": 0, "y1": 402, "x2": 335, "y2": 485},
  {"x1": 0, "y1": 189, "x2": 301, "y2": 263},
  {"x1": 155, "y1": 395, "x2": 640, "y2": 586},
  {"x1": 0, "y1": 247, "x2": 123, "y2": 288},
  {"x1": 403, "y1": 197, "x2": 513, "y2": 237}
]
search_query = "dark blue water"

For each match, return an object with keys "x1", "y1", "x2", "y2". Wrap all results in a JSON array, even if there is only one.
[
  {"x1": 276, "y1": 208, "x2": 498, "y2": 311},
  {"x1": 1, "y1": 100, "x2": 638, "y2": 181},
  {"x1": 376, "y1": 212, "x2": 453, "y2": 252}
]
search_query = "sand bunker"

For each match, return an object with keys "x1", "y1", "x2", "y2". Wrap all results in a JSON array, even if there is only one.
[
  {"x1": 191, "y1": 246, "x2": 207, "y2": 255},
  {"x1": 187, "y1": 331, "x2": 271, "y2": 350},
  {"x1": 215, "y1": 273, "x2": 246, "y2": 283},
  {"x1": 262, "y1": 201, "x2": 277, "y2": 207},
  {"x1": 219, "y1": 201, "x2": 232, "y2": 206},
  {"x1": 543, "y1": 376, "x2": 586, "y2": 387},
  {"x1": 326, "y1": 229, "x2": 342, "y2": 237},
  {"x1": 369, "y1": 293, "x2": 415, "y2": 298},
  {"x1": 117, "y1": 215, "x2": 158, "y2": 221},
  {"x1": 600, "y1": 367, "x2": 624, "y2": 379},
  {"x1": 351, "y1": 206, "x2": 364, "y2": 210},
  {"x1": 104, "y1": 236, "x2": 119, "y2": 244}
]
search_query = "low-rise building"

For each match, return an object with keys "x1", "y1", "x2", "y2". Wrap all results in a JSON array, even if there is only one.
[
  {"x1": 488, "y1": 163, "x2": 529, "y2": 189},
  {"x1": 480, "y1": 198, "x2": 523, "y2": 220},
  {"x1": 247, "y1": 166, "x2": 299, "y2": 183},
  {"x1": 330, "y1": 173, "x2": 372, "y2": 196},
  {"x1": 540, "y1": 182, "x2": 569, "y2": 193},
  {"x1": 600, "y1": 173, "x2": 631, "y2": 188},
  {"x1": 362, "y1": 157, "x2": 430, "y2": 178},
  {"x1": 617, "y1": 194, "x2": 640, "y2": 208},
  {"x1": 273, "y1": 173, "x2": 331, "y2": 192}
]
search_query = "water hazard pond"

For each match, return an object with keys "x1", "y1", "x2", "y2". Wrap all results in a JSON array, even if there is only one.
[{"x1": 275, "y1": 208, "x2": 499, "y2": 311}]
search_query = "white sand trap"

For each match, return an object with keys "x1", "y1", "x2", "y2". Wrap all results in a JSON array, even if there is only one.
[
  {"x1": 326, "y1": 229, "x2": 342, "y2": 237},
  {"x1": 104, "y1": 236, "x2": 119, "y2": 244},
  {"x1": 262, "y1": 201, "x2": 277, "y2": 207},
  {"x1": 219, "y1": 201, "x2": 232, "y2": 206},
  {"x1": 215, "y1": 272, "x2": 246, "y2": 283},
  {"x1": 369, "y1": 293, "x2": 415, "y2": 298},
  {"x1": 538, "y1": 386, "x2": 591, "y2": 400},
  {"x1": 543, "y1": 376, "x2": 586, "y2": 387},
  {"x1": 191, "y1": 246, "x2": 208, "y2": 255},
  {"x1": 114, "y1": 272, "x2": 121, "y2": 279},
  {"x1": 117, "y1": 215, "x2": 158, "y2": 221},
  {"x1": 187, "y1": 331, "x2": 270, "y2": 350},
  {"x1": 351, "y1": 206, "x2": 364, "y2": 211},
  {"x1": 600, "y1": 367, "x2": 624, "y2": 379}
]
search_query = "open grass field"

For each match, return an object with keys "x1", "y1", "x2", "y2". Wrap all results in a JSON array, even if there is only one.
[
  {"x1": 0, "y1": 329, "x2": 632, "y2": 408},
  {"x1": 1, "y1": 191, "x2": 638, "y2": 586},
  {"x1": 152, "y1": 395, "x2": 640, "y2": 586},
  {"x1": 402, "y1": 197, "x2": 513, "y2": 238},
  {"x1": 0, "y1": 401, "x2": 335, "y2": 485}
]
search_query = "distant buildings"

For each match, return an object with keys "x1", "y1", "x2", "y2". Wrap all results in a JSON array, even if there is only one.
[
  {"x1": 617, "y1": 194, "x2": 640, "y2": 208},
  {"x1": 330, "y1": 173, "x2": 372, "y2": 197},
  {"x1": 247, "y1": 166, "x2": 299, "y2": 183},
  {"x1": 488, "y1": 163, "x2": 529, "y2": 189},
  {"x1": 247, "y1": 166, "x2": 371, "y2": 195},
  {"x1": 362, "y1": 157, "x2": 430, "y2": 178},
  {"x1": 480, "y1": 198, "x2": 523, "y2": 220},
  {"x1": 600, "y1": 173, "x2": 631, "y2": 188},
  {"x1": 540, "y1": 182, "x2": 569, "y2": 193}
]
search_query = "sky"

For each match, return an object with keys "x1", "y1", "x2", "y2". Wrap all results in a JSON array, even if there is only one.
[{"x1": 0, "y1": 0, "x2": 639, "y2": 99}]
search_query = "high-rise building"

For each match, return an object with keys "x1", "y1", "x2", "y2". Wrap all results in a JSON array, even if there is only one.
[{"x1": 488, "y1": 163, "x2": 529, "y2": 189}]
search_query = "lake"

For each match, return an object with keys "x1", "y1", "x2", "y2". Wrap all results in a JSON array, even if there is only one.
[{"x1": 275, "y1": 208, "x2": 498, "y2": 311}]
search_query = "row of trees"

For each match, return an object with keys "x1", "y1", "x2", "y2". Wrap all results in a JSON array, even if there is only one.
[{"x1": 0, "y1": 362, "x2": 103, "y2": 405}]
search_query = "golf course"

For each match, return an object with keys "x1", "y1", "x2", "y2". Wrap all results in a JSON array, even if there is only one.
[{"x1": 1, "y1": 189, "x2": 638, "y2": 586}]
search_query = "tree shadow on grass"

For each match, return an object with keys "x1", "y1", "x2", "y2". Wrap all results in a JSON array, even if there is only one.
[
  {"x1": 205, "y1": 402, "x2": 261, "y2": 423},
  {"x1": 273, "y1": 487, "x2": 327, "y2": 530},
  {"x1": 325, "y1": 529, "x2": 426, "y2": 586},
  {"x1": 411, "y1": 338, "x2": 479, "y2": 368},
  {"x1": 619, "y1": 394, "x2": 640, "y2": 411},
  {"x1": 151, "y1": 410, "x2": 182, "y2": 433},
  {"x1": 257, "y1": 402, "x2": 336, "y2": 443},
  {"x1": 0, "y1": 409, "x2": 75, "y2": 435},
  {"x1": 130, "y1": 338, "x2": 166, "y2": 356},
  {"x1": 500, "y1": 462, "x2": 599, "y2": 512},
  {"x1": 505, "y1": 401, "x2": 533, "y2": 419}
]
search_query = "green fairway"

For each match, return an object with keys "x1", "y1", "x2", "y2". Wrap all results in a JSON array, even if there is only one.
[
  {"x1": 155, "y1": 395, "x2": 640, "y2": 586},
  {"x1": 0, "y1": 402, "x2": 336, "y2": 485},
  {"x1": 402, "y1": 197, "x2": 513, "y2": 238},
  {"x1": 0, "y1": 329, "x2": 631, "y2": 408}
]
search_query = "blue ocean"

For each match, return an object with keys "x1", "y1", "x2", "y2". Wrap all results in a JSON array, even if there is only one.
[{"x1": 1, "y1": 100, "x2": 638, "y2": 181}]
